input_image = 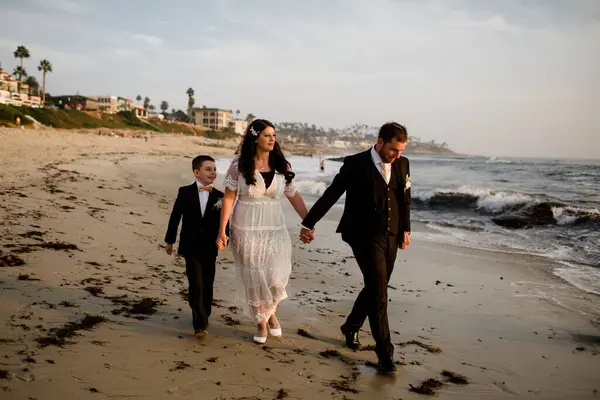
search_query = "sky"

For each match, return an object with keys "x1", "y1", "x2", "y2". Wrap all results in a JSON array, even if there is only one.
[{"x1": 0, "y1": 0, "x2": 598, "y2": 158}]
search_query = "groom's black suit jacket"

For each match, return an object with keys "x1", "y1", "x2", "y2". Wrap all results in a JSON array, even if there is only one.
[
  {"x1": 164, "y1": 183, "x2": 225, "y2": 258},
  {"x1": 302, "y1": 149, "x2": 411, "y2": 246}
]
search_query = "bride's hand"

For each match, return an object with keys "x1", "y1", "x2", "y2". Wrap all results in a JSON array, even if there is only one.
[{"x1": 216, "y1": 232, "x2": 229, "y2": 251}]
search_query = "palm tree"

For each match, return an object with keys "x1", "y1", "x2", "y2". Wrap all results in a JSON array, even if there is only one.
[
  {"x1": 186, "y1": 87, "x2": 195, "y2": 110},
  {"x1": 13, "y1": 46, "x2": 30, "y2": 78},
  {"x1": 236, "y1": 109, "x2": 241, "y2": 119},
  {"x1": 136, "y1": 94, "x2": 142, "y2": 104},
  {"x1": 148, "y1": 104, "x2": 156, "y2": 112},
  {"x1": 245, "y1": 113, "x2": 255, "y2": 122},
  {"x1": 143, "y1": 97, "x2": 150, "y2": 110},
  {"x1": 13, "y1": 66, "x2": 27, "y2": 81},
  {"x1": 24, "y1": 76, "x2": 40, "y2": 96},
  {"x1": 160, "y1": 100, "x2": 169, "y2": 114},
  {"x1": 37, "y1": 59, "x2": 52, "y2": 106}
]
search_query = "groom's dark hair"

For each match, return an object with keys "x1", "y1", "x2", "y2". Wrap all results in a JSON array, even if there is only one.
[
  {"x1": 192, "y1": 155, "x2": 215, "y2": 170},
  {"x1": 379, "y1": 122, "x2": 408, "y2": 143}
]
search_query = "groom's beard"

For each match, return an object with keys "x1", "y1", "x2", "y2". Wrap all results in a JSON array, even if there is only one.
[{"x1": 378, "y1": 149, "x2": 394, "y2": 164}]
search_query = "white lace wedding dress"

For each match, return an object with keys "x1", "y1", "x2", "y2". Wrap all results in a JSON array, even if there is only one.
[{"x1": 223, "y1": 158, "x2": 298, "y2": 323}]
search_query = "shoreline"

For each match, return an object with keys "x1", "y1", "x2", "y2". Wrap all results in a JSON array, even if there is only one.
[{"x1": 1, "y1": 128, "x2": 599, "y2": 399}]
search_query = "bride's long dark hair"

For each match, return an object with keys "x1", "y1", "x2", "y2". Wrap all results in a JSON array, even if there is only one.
[{"x1": 237, "y1": 119, "x2": 294, "y2": 186}]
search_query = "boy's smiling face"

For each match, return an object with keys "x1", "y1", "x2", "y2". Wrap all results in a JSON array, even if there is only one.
[{"x1": 193, "y1": 160, "x2": 217, "y2": 186}]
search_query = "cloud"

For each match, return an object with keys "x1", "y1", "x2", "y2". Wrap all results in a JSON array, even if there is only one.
[
  {"x1": 27, "y1": 0, "x2": 89, "y2": 15},
  {"x1": 132, "y1": 33, "x2": 163, "y2": 46},
  {"x1": 0, "y1": 0, "x2": 597, "y2": 157}
]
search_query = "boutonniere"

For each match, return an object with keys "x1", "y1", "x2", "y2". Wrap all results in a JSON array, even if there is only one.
[
  {"x1": 213, "y1": 198, "x2": 223, "y2": 210},
  {"x1": 404, "y1": 175, "x2": 411, "y2": 191}
]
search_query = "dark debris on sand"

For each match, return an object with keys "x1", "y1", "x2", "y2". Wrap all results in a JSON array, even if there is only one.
[
  {"x1": 109, "y1": 296, "x2": 162, "y2": 317},
  {"x1": 441, "y1": 370, "x2": 469, "y2": 385},
  {"x1": 325, "y1": 374, "x2": 360, "y2": 394},
  {"x1": 0, "y1": 255, "x2": 25, "y2": 267},
  {"x1": 58, "y1": 301, "x2": 78, "y2": 308},
  {"x1": 221, "y1": 314, "x2": 240, "y2": 326},
  {"x1": 17, "y1": 274, "x2": 40, "y2": 281},
  {"x1": 35, "y1": 315, "x2": 107, "y2": 348},
  {"x1": 397, "y1": 340, "x2": 442, "y2": 353},
  {"x1": 297, "y1": 329, "x2": 317, "y2": 339},
  {"x1": 36, "y1": 241, "x2": 79, "y2": 251},
  {"x1": 18, "y1": 231, "x2": 46, "y2": 239},
  {"x1": 409, "y1": 378, "x2": 445, "y2": 395},
  {"x1": 319, "y1": 349, "x2": 356, "y2": 365},
  {"x1": 276, "y1": 388, "x2": 289, "y2": 399},
  {"x1": 0, "y1": 370, "x2": 9, "y2": 380},
  {"x1": 170, "y1": 361, "x2": 192, "y2": 371},
  {"x1": 84, "y1": 286, "x2": 104, "y2": 297}
]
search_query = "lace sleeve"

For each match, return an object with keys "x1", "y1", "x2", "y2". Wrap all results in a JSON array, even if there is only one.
[
  {"x1": 223, "y1": 159, "x2": 239, "y2": 192},
  {"x1": 284, "y1": 168, "x2": 298, "y2": 198}
]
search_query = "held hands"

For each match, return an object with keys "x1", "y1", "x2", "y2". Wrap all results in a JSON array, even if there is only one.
[
  {"x1": 165, "y1": 243, "x2": 174, "y2": 255},
  {"x1": 216, "y1": 231, "x2": 229, "y2": 251},
  {"x1": 299, "y1": 227, "x2": 315, "y2": 244},
  {"x1": 400, "y1": 232, "x2": 411, "y2": 249}
]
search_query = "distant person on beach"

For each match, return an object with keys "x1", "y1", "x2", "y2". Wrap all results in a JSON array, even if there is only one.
[
  {"x1": 320, "y1": 159, "x2": 325, "y2": 172},
  {"x1": 216, "y1": 119, "x2": 311, "y2": 344},
  {"x1": 299, "y1": 122, "x2": 411, "y2": 376},
  {"x1": 164, "y1": 155, "x2": 227, "y2": 339}
]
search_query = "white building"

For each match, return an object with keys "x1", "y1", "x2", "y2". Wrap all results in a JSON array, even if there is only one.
[
  {"x1": 189, "y1": 107, "x2": 232, "y2": 130},
  {"x1": 94, "y1": 95, "x2": 118, "y2": 113},
  {"x1": 229, "y1": 119, "x2": 248, "y2": 135}
]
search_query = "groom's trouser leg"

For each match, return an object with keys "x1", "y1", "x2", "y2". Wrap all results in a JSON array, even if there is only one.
[
  {"x1": 184, "y1": 254, "x2": 216, "y2": 331},
  {"x1": 343, "y1": 234, "x2": 397, "y2": 331},
  {"x1": 342, "y1": 234, "x2": 397, "y2": 361}
]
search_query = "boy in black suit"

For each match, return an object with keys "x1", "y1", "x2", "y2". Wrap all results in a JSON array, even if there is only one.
[{"x1": 165, "y1": 155, "x2": 225, "y2": 338}]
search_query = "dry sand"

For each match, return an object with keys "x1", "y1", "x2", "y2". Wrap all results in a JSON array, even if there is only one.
[{"x1": 1, "y1": 128, "x2": 599, "y2": 400}]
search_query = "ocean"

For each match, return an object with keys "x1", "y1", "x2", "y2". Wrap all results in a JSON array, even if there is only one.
[{"x1": 215, "y1": 154, "x2": 600, "y2": 297}]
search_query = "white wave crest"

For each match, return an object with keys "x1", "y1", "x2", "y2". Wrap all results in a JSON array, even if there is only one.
[
  {"x1": 416, "y1": 186, "x2": 532, "y2": 212},
  {"x1": 552, "y1": 206, "x2": 600, "y2": 225},
  {"x1": 294, "y1": 179, "x2": 328, "y2": 196}
]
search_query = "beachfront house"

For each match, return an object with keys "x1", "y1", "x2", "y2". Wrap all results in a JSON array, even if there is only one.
[
  {"x1": 133, "y1": 105, "x2": 148, "y2": 119},
  {"x1": 189, "y1": 106, "x2": 232, "y2": 131},
  {"x1": 229, "y1": 119, "x2": 248, "y2": 135},
  {"x1": 53, "y1": 95, "x2": 100, "y2": 110},
  {"x1": 0, "y1": 68, "x2": 41, "y2": 107},
  {"x1": 117, "y1": 97, "x2": 133, "y2": 112},
  {"x1": 95, "y1": 95, "x2": 118, "y2": 113}
]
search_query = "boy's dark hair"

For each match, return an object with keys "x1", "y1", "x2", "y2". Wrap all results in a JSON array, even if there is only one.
[
  {"x1": 192, "y1": 155, "x2": 215, "y2": 170},
  {"x1": 378, "y1": 122, "x2": 408, "y2": 143}
]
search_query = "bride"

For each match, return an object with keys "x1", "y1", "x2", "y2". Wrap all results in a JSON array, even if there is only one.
[{"x1": 217, "y1": 119, "x2": 312, "y2": 343}]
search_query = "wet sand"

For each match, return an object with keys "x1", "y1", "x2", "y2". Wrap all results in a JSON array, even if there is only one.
[{"x1": 1, "y1": 128, "x2": 599, "y2": 399}]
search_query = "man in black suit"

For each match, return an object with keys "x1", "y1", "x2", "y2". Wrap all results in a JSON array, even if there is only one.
[
  {"x1": 165, "y1": 155, "x2": 226, "y2": 338},
  {"x1": 300, "y1": 122, "x2": 411, "y2": 376}
]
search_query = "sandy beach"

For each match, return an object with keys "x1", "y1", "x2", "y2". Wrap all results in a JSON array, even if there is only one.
[{"x1": 1, "y1": 128, "x2": 599, "y2": 400}]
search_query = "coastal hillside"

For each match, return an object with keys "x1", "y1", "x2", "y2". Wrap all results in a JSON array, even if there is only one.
[{"x1": 0, "y1": 105, "x2": 236, "y2": 139}]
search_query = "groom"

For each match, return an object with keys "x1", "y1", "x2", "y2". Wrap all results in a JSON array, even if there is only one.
[{"x1": 300, "y1": 122, "x2": 411, "y2": 376}]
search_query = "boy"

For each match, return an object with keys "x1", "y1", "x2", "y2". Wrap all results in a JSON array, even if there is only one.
[{"x1": 165, "y1": 155, "x2": 225, "y2": 338}]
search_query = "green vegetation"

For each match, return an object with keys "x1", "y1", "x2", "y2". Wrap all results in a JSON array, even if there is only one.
[
  {"x1": 0, "y1": 105, "x2": 235, "y2": 140},
  {"x1": 0, "y1": 104, "x2": 153, "y2": 130}
]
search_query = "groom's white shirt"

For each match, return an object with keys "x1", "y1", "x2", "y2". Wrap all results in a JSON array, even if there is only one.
[
  {"x1": 371, "y1": 146, "x2": 391, "y2": 184},
  {"x1": 300, "y1": 145, "x2": 390, "y2": 230},
  {"x1": 195, "y1": 180, "x2": 212, "y2": 216}
]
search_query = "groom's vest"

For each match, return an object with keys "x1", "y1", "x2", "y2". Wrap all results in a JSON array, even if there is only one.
[{"x1": 372, "y1": 166, "x2": 400, "y2": 236}]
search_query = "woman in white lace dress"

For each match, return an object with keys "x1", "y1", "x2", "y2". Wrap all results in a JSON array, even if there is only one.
[{"x1": 217, "y1": 119, "x2": 311, "y2": 343}]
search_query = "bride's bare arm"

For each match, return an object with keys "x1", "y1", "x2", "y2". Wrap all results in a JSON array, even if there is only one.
[{"x1": 287, "y1": 192, "x2": 309, "y2": 220}]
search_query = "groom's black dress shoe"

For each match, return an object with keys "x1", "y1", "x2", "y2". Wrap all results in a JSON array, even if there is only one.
[
  {"x1": 376, "y1": 360, "x2": 398, "y2": 377},
  {"x1": 341, "y1": 329, "x2": 362, "y2": 350}
]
